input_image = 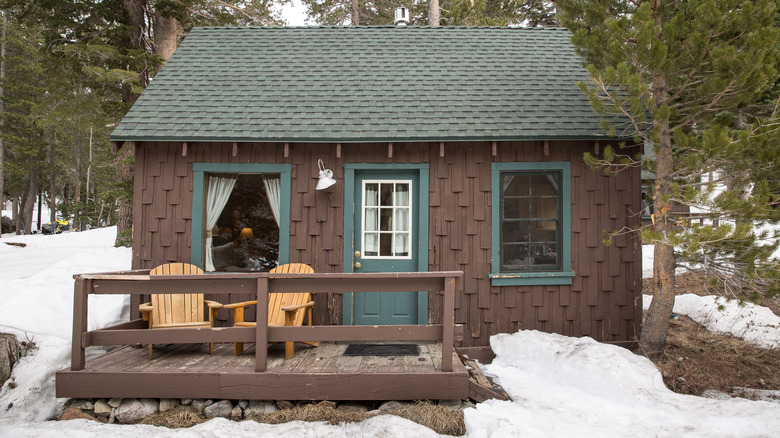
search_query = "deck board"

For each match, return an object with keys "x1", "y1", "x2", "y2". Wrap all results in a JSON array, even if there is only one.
[{"x1": 57, "y1": 342, "x2": 469, "y2": 401}]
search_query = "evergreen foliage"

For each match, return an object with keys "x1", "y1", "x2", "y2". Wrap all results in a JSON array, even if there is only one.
[
  {"x1": 0, "y1": 1, "x2": 280, "y2": 241},
  {"x1": 556, "y1": 0, "x2": 780, "y2": 352}
]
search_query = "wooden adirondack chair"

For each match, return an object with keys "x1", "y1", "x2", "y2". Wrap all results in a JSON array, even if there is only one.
[
  {"x1": 139, "y1": 262, "x2": 223, "y2": 359},
  {"x1": 224, "y1": 263, "x2": 318, "y2": 358}
]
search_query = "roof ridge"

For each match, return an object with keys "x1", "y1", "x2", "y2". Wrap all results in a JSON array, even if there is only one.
[{"x1": 192, "y1": 25, "x2": 571, "y2": 31}]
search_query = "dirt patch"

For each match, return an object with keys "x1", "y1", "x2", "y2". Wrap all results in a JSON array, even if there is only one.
[
  {"x1": 643, "y1": 272, "x2": 780, "y2": 397},
  {"x1": 652, "y1": 315, "x2": 780, "y2": 396}
]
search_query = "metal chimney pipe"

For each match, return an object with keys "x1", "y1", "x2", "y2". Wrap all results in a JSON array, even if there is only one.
[{"x1": 394, "y1": 7, "x2": 409, "y2": 26}]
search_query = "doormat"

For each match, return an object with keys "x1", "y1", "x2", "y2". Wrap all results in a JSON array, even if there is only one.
[{"x1": 343, "y1": 344, "x2": 419, "y2": 356}]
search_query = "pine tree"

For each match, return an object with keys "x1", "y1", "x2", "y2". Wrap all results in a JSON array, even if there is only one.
[{"x1": 556, "y1": 0, "x2": 780, "y2": 354}]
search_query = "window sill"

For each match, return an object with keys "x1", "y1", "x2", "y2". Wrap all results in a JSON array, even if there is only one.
[{"x1": 490, "y1": 271, "x2": 575, "y2": 286}]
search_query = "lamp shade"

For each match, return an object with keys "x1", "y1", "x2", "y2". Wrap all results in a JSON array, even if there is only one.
[
  {"x1": 239, "y1": 227, "x2": 255, "y2": 239},
  {"x1": 316, "y1": 159, "x2": 337, "y2": 190}
]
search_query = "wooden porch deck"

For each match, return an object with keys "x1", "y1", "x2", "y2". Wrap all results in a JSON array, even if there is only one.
[
  {"x1": 56, "y1": 270, "x2": 468, "y2": 401},
  {"x1": 57, "y1": 341, "x2": 468, "y2": 400}
]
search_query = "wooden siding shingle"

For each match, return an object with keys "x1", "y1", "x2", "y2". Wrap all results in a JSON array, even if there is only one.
[{"x1": 132, "y1": 140, "x2": 641, "y2": 346}]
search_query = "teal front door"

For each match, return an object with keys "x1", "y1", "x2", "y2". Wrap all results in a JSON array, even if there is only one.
[{"x1": 348, "y1": 169, "x2": 423, "y2": 325}]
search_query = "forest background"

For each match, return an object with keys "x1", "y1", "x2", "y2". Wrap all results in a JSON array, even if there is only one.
[{"x1": 0, "y1": 0, "x2": 778, "y2": 353}]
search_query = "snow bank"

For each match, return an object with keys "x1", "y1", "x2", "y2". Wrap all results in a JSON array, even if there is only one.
[
  {"x1": 2, "y1": 228, "x2": 779, "y2": 437},
  {"x1": 643, "y1": 294, "x2": 780, "y2": 348},
  {"x1": 464, "y1": 330, "x2": 780, "y2": 438}
]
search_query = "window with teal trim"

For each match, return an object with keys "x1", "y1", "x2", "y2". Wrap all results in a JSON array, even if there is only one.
[
  {"x1": 491, "y1": 162, "x2": 573, "y2": 285},
  {"x1": 500, "y1": 172, "x2": 562, "y2": 271}
]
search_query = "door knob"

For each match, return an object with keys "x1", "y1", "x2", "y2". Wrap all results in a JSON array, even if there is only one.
[
  {"x1": 354, "y1": 251, "x2": 361, "y2": 257},
  {"x1": 354, "y1": 262, "x2": 362, "y2": 269}
]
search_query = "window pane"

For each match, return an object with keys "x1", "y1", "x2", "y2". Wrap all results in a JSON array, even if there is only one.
[
  {"x1": 394, "y1": 208, "x2": 409, "y2": 231},
  {"x1": 395, "y1": 184, "x2": 409, "y2": 206},
  {"x1": 394, "y1": 233, "x2": 409, "y2": 256},
  {"x1": 530, "y1": 243, "x2": 558, "y2": 267},
  {"x1": 380, "y1": 183, "x2": 393, "y2": 206},
  {"x1": 504, "y1": 197, "x2": 530, "y2": 219},
  {"x1": 533, "y1": 196, "x2": 558, "y2": 220},
  {"x1": 503, "y1": 174, "x2": 529, "y2": 196},
  {"x1": 380, "y1": 233, "x2": 392, "y2": 256},
  {"x1": 365, "y1": 208, "x2": 378, "y2": 231},
  {"x1": 365, "y1": 183, "x2": 378, "y2": 206},
  {"x1": 380, "y1": 208, "x2": 392, "y2": 231},
  {"x1": 502, "y1": 243, "x2": 529, "y2": 268},
  {"x1": 502, "y1": 221, "x2": 530, "y2": 244},
  {"x1": 365, "y1": 233, "x2": 379, "y2": 256},
  {"x1": 529, "y1": 221, "x2": 557, "y2": 242},
  {"x1": 531, "y1": 174, "x2": 559, "y2": 196}
]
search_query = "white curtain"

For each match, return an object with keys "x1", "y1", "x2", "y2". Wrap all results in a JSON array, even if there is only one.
[
  {"x1": 263, "y1": 177, "x2": 281, "y2": 226},
  {"x1": 205, "y1": 176, "x2": 236, "y2": 272}
]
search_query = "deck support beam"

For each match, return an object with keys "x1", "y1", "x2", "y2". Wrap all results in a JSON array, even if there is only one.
[{"x1": 255, "y1": 277, "x2": 269, "y2": 372}]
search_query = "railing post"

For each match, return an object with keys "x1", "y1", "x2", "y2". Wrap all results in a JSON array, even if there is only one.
[
  {"x1": 441, "y1": 276, "x2": 455, "y2": 372},
  {"x1": 255, "y1": 277, "x2": 269, "y2": 372},
  {"x1": 71, "y1": 278, "x2": 88, "y2": 370}
]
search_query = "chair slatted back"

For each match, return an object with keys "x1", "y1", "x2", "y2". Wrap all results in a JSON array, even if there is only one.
[
  {"x1": 268, "y1": 263, "x2": 314, "y2": 326},
  {"x1": 149, "y1": 263, "x2": 205, "y2": 328}
]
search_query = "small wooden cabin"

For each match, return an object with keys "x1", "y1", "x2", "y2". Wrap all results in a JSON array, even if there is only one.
[{"x1": 111, "y1": 26, "x2": 642, "y2": 348}]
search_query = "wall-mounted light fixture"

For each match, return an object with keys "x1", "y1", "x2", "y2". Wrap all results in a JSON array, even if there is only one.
[{"x1": 316, "y1": 159, "x2": 336, "y2": 190}]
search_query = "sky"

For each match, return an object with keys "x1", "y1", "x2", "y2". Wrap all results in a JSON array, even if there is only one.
[
  {"x1": 0, "y1": 227, "x2": 778, "y2": 437},
  {"x1": 279, "y1": 0, "x2": 310, "y2": 26}
]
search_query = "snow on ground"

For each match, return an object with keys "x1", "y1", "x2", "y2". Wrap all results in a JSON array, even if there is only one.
[
  {"x1": 643, "y1": 294, "x2": 780, "y2": 348},
  {"x1": 0, "y1": 230, "x2": 779, "y2": 437},
  {"x1": 642, "y1": 245, "x2": 780, "y2": 348}
]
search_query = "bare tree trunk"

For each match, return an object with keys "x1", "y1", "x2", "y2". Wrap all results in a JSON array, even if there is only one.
[
  {"x1": 153, "y1": 8, "x2": 181, "y2": 61},
  {"x1": 21, "y1": 169, "x2": 36, "y2": 235},
  {"x1": 351, "y1": 0, "x2": 360, "y2": 25},
  {"x1": 49, "y1": 170, "x2": 56, "y2": 225},
  {"x1": 428, "y1": 0, "x2": 440, "y2": 26},
  {"x1": 74, "y1": 139, "x2": 82, "y2": 230},
  {"x1": 640, "y1": 60, "x2": 676, "y2": 355},
  {"x1": 0, "y1": 10, "x2": 6, "y2": 239},
  {"x1": 12, "y1": 197, "x2": 18, "y2": 234},
  {"x1": 115, "y1": 146, "x2": 133, "y2": 247}
]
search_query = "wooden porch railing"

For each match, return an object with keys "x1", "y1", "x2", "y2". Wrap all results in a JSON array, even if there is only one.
[{"x1": 70, "y1": 271, "x2": 463, "y2": 373}]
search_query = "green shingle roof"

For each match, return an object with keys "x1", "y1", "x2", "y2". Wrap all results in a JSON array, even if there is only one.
[{"x1": 111, "y1": 26, "x2": 621, "y2": 143}]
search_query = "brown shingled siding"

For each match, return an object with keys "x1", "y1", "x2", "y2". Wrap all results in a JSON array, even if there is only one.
[{"x1": 131, "y1": 140, "x2": 642, "y2": 346}]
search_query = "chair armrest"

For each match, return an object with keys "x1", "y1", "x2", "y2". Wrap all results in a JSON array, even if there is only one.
[
  {"x1": 139, "y1": 302, "x2": 152, "y2": 321},
  {"x1": 281, "y1": 301, "x2": 314, "y2": 312},
  {"x1": 223, "y1": 300, "x2": 257, "y2": 310},
  {"x1": 204, "y1": 300, "x2": 223, "y2": 309}
]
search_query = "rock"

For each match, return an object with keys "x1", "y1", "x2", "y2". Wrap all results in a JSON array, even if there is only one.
[
  {"x1": 93, "y1": 399, "x2": 112, "y2": 418},
  {"x1": 230, "y1": 405, "x2": 243, "y2": 421},
  {"x1": 244, "y1": 401, "x2": 279, "y2": 418},
  {"x1": 59, "y1": 407, "x2": 101, "y2": 422},
  {"x1": 115, "y1": 398, "x2": 159, "y2": 424},
  {"x1": 159, "y1": 398, "x2": 180, "y2": 412},
  {"x1": 438, "y1": 399, "x2": 463, "y2": 409},
  {"x1": 275, "y1": 400, "x2": 295, "y2": 410},
  {"x1": 316, "y1": 400, "x2": 337, "y2": 410},
  {"x1": 378, "y1": 401, "x2": 409, "y2": 412},
  {"x1": 68, "y1": 399, "x2": 94, "y2": 411},
  {"x1": 191, "y1": 399, "x2": 211, "y2": 413},
  {"x1": 181, "y1": 398, "x2": 193, "y2": 406},
  {"x1": 338, "y1": 402, "x2": 368, "y2": 413},
  {"x1": 701, "y1": 390, "x2": 731, "y2": 400},
  {"x1": 107, "y1": 398, "x2": 123, "y2": 408},
  {"x1": 238, "y1": 400, "x2": 249, "y2": 409},
  {"x1": 204, "y1": 400, "x2": 233, "y2": 419},
  {"x1": 0, "y1": 334, "x2": 20, "y2": 387}
]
